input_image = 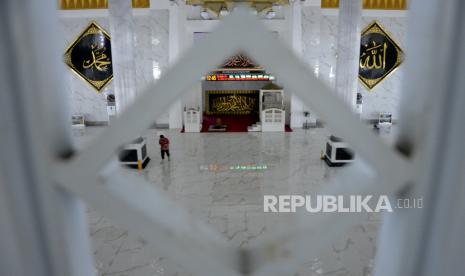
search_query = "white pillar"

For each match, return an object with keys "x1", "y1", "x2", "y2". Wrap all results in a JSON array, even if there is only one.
[
  {"x1": 289, "y1": 0, "x2": 305, "y2": 128},
  {"x1": 109, "y1": 0, "x2": 138, "y2": 115},
  {"x1": 167, "y1": 2, "x2": 186, "y2": 129},
  {"x1": 334, "y1": 0, "x2": 362, "y2": 109},
  {"x1": 290, "y1": 0, "x2": 302, "y2": 56},
  {"x1": 324, "y1": 0, "x2": 362, "y2": 165},
  {"x1": 0, "y1": 0, "x2": 95, "y2": 275},
  {"x1": 293, "y1": 5, "x2": 322, "y2": 128},
  {"x1": 375, "y1": 1, "x2": 465, "y2": 275}
]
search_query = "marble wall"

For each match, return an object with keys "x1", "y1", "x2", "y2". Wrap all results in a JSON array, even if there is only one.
[
  {"x1": 302, "y1": 7, "x2": 406, "y2": 120},
  {"x1": 59, "y1": 10, "x2": 169, "y2": 123},
  {"x1": 60, "y1": 6, "x2": 404, "y2": 124},
  {"x1": 134, "y1": 10, "x2": 170, "y2": 96}
]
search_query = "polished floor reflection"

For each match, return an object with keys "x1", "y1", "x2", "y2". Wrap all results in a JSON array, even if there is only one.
[{"x1": 73, "y1": 127, "x2": 391, "y2": 276}]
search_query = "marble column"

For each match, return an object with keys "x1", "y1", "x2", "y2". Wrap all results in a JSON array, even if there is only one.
[
  {"x1": 168, "y1": 1, "x2": 186, "y2": 129},
  {"x1": 324, "y1": 0, "x2": 362, "y2": 165},
  {"x1": 294, "y1": 5, "x2": 323, "y2": 128},
  {"x1": 289, "y1": 0, "x2": 304, "y2": 128},
  {"x1": 334, "y1": 0, "x2": 362, "y2": 109},
  {"x1": 108, "y1": 0, "x2": 137, "y2": 115}
]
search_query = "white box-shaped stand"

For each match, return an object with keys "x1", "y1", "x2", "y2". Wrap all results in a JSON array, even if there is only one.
[
  {"x1": 118, "y1": 137, "x2": 150, "y2": 169},
  {"x1": 324, "y1": 136, "x2": 354, "y2": 166},
  {"x1": 183, "y1": 109, "x2": 201, "y2": 133}
]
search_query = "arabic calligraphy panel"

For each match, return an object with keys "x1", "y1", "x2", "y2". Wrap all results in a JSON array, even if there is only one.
[
  {"x1": 65, "y1": 21, "x2": 113, "y2": 92},
  {"x1": 358, "y1": 21, "x2": 403, "y2": 90},
  {"x1": 206, "y1": 90, "x2": 259, "y2": 115}
]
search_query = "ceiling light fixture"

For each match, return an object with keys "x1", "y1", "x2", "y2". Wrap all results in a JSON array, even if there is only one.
[
  {"x1": 266, "y1": 9, "x2": 276, "y2": 19},
  {"x1": 219, "y1": 6, "x2": 229, "y2": 16},
  {"x1": 200, "y1": 8, "x2": 210, "y2": 19}
]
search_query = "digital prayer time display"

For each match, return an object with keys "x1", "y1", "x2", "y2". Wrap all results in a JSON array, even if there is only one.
[{"x1": 206, "y1": 73, "x2": 275, "y2": 81}]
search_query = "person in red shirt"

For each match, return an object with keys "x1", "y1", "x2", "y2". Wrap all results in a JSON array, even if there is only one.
[{"x1": 159, "y1": 135, "x2": 170, "y2": 161}]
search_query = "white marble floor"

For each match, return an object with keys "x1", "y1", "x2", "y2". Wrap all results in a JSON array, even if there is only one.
[{"x1": 72, "y1": 127, "x2": 394, "y2": 276}]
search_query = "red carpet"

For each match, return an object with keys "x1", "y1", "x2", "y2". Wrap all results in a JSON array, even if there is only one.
[
  {"x1": 181, "y1": 114, "x2": 293, "y2": 133},
  {"x1": 201, "y1": 114, "x2": 259, "y2": 132}
]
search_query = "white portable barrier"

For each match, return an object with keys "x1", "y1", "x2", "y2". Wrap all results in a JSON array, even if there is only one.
[
  {"x1": 183, "y1": 109, "x2": 202, "y2": 132},
  {"x1": 261, "y1": 108, "x2": 285, "y2": 132},
  {"x1": 118, "y1": 137, "x2": 150, "y2": 170}
]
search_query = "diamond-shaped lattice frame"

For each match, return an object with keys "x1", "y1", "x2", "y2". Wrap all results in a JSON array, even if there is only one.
[{"x1": 55, "y1": 8, "x2": 412, "y2": 276}]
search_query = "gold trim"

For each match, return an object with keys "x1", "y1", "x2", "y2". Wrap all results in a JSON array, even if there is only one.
[
  {"x1": 321, "y1": 0, "x2": 407, "y2": 10},
  {"x1": 64, "y1": 21, "x2": 113, "y2": 93},
  {"x1": 60, "y1": 0, "x2": 150, "y2": 9},
  {"x1": 321, "y1": 0, "x2": 339, "y2": 8},
  {"x1": 64, "y1": 20, "x2": 111, "y2": 53},
  {"x1": 358, "y1": 20, "x2": 404, "y2": 91}
]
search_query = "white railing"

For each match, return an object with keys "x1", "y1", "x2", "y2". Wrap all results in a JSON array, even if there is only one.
[{"x1": 261, "y1": 108, "x2": 285, "y2": 132}]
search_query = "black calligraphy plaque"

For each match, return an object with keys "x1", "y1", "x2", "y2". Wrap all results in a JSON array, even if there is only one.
[
  {"x1": 64, "y1": 22, "x2": 113, "y2": 92},
  {"x1": 206, "y1": 90, "x2": 259, "y2": 115},
  {"x1": 359, "y1": 21, "x2": 404, "y2": 90}
]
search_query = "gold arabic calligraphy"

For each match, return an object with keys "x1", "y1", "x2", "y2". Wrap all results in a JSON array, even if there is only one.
[
  {"x1": 83, "y1": 44, "x2": 111, "y2": 71},
  {"x1": 212, "y1": 95, "x2": 256, "y2": 113},
  {"x1": 360, "y1": 41, "x2": 387, "y2": 70}
]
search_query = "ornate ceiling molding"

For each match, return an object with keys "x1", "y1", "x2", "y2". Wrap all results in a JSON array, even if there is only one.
[
  {"x1": 186, "y1": 0, "x2": 289, "y2": 15},
  {"x1": 60, "y1": 0, "x2": 150, "y2": 10},
  {"x1": 321, "y1": 0, "x2": 407, "y2": 10}
]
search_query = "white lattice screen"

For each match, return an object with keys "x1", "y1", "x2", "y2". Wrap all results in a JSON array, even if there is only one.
[{"x1": 1, "y1": 1, "x2": 465, "y2": 276}]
